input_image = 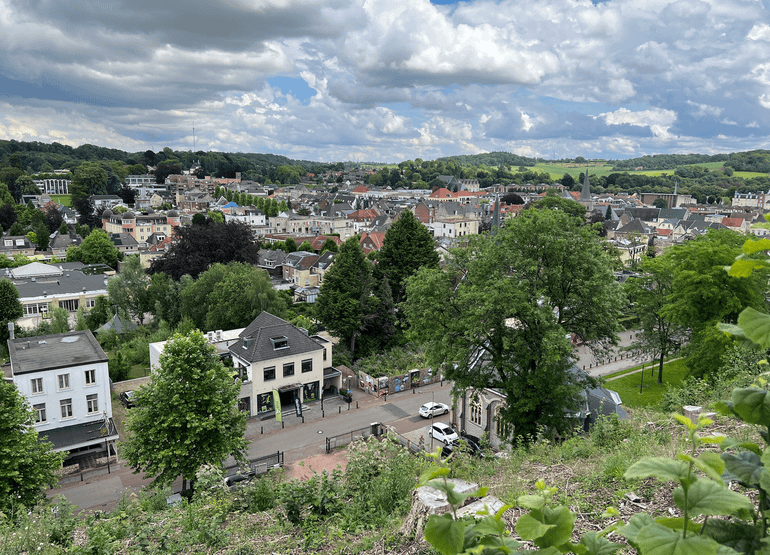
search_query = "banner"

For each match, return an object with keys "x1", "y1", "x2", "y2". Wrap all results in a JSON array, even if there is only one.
[{"x1": 273, "y1": 389, "x2": 282, "y2": 422}]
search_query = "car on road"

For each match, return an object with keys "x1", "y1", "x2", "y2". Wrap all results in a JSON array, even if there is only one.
[
  {"x1": 119, "y1": 390, "x2": 135, "y2": 408},
  {"x1": 419, "y1": 401, "x2": 450, "y2": 418},
  {"x1": 429, "y1": 422, "x2": 459, "y2": 444}
]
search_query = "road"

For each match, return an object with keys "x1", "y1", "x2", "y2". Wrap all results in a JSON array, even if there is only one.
[{"x1": 51, "y1": 382, "x2": 453, "y2": 512}]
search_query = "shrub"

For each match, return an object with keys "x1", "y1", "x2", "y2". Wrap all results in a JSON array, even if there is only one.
[{"x1": 591, "y1": 414, "x2": 631, "y2": 449}]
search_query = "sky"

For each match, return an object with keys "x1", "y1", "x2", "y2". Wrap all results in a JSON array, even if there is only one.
[{"x1": 0, "y1": 0, "x2": 769, "y2": 163}]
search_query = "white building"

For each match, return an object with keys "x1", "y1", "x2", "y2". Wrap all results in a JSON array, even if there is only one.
[{"x1": 5, "y1": 330, "x2": 118, "y2": 459}]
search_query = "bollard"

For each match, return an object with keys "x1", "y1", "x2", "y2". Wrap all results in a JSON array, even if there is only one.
[
  {"x1": 413, "y1": 388, "x2": 415, "y2": 394},
  {"x1": 322, "y1": 410, "x2": 325, "y2": 418},
  {"x1": 281, "y1": 421, "x2": 284, "y2": 429},
  {"x1": 356, "y1": 401, "x2": 359, "y2": 409},
  {"x1": 348, "y1": 402, "x2": 350, "y2": 410},
  {"x1": 301, "y1": 416, "x2": 304, "y2": 424},
  {"x1": 261, "y1": 426, "x2": 263, "y2": 434},
  {"x1": 339, "y1": 406, "x2": 341, "y2": 414}
]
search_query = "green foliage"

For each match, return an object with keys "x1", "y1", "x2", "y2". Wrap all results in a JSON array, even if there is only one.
[
  {"x1": 405, "y1": 207, "x2": 623, "y2": 442},
  {"x1": 121, "y1": 330, "x2": 247, "y2": 493},
  {"x1": 352, "y1": 343, "x2": 427, "y2": 378},
  {"x1": 66, "y1": 229, "x2": 120, "y2": 268},
  {"x1": 0, "y1": 381, "x2": 65, "y2": 516},
  {"x1": 0, "y1": 279, "x2": 23, "y2": 336},
  {"x1": 107, "y1": 254, "x2": 148, "y2": 322},
  {"x1": 590, "y1": 414, "x2": 632, "y2": 449},
  {"x1": 180, "y1": 262, "x2": 286, "y2": 331}
]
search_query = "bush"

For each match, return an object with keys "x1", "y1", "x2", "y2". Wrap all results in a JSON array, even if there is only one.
[
  {"x1": 591, "y1": 414, "x2": 632, "y2": 449},
  {"x1": 659, "y1": 376, "x2": 710, "y2": 413}
]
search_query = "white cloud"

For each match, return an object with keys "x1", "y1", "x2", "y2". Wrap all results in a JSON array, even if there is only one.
[{"x1": 599, "y1": 107, "x2": 677, "y2": 139}]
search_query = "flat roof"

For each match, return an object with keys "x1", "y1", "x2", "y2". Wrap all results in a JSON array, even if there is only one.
[{"x1": 8, "y1": 331, "x2": 108, "y2": 375}]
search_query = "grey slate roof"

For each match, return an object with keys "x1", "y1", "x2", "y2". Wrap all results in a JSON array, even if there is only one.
[
  {"x1": 7, "y1": 270, "x2": 109, "y2": 300},
  {"x1": 230, "y1": 311, "x2": 325, "y2": 363},
  {"x1": 8, "y1": 330, "x2": 108, "y2": 375}
]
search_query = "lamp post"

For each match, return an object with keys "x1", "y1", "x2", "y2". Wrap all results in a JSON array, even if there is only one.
[{"x1": 430, "y1": 390, "x2": 435, "y2": 451}]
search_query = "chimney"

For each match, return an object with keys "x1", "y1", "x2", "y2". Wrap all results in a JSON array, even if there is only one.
[{"x1": 8, "y1": 322, "x2": 14, "y2": 339}]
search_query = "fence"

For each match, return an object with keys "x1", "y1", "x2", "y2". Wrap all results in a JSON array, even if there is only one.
[
  {"x1": 325, "y1": 423, "x2": 384, "y2": 453},
  {"x1": 223, "y1": 451, "x2": 284, "y2": 479}
]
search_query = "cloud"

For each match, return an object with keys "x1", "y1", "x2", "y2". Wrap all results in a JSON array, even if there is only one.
[
  {"x1": 0, "y1": 0, "x2": 768, "y2": 161},
  {"x1": 598, "y1": 107, "x2": 678, "y2": 139}
]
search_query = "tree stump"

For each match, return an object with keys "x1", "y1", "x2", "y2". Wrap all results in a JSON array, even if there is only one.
[{"x1": 399, "y1": 479, "x2": 478, "y2": 539}]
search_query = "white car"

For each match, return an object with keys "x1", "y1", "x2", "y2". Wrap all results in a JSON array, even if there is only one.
[
  {"x1": 429, "y1": 422, "x2": 459, "y2": 444},
  {"x1": 419, "y1": 401, "x2": 450, "y2": 418}
]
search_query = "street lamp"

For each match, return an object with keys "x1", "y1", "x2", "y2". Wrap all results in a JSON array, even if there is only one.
[{"x1": 430, "y1": 390, "x2": 435, "y2": 451}]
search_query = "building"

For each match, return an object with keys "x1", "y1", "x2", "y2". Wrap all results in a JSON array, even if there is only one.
[
  {"x1": 33, "y1": 178, "x2": 70, "y2": 195},
  {"x1": 102, "y1": 210, "x2": 180, "y2": 243},
  {"x1": 5, "y1": 261, "x2": 110, "y2": 329},
  {"x1": 5, "y1": 329, "x2": 118, "y2": 460},
  {"x1": 230, "y1": 312, "x2": 338, "y2": 417}
]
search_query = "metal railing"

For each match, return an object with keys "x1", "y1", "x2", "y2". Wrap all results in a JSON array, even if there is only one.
[{"x1": 325, "y1": 423, "x2": 383, "y2": 453}]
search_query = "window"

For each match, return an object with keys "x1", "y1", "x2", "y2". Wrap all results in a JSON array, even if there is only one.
[
  {"x1": 470, "y1": 395, "x2": 482, "y2": 426},
  {"x1": 271, "y1": 336, "x2": 288, "y2": 350},
  {"x1": 58, "y1": 373, "x2": 70, "y2": 390},
  {"x1": 24, "y1": 302, "x2": 49, "y2": 316},
  {"x1": 60, "y1": 399, "x2": 73, "y2": 419},
  {"x1": 86, "y1": 394, "x2": 98, "y2": 414},
  {"x1": 263, "y1": 366, "x2": 275, "y2": 381},
  {"x1": 60, "y1": 299, "x2": 79, "y2": 312},
  {"x1": 30, "y1": 377, "x2": 43, "y2": 394},
  {"x1": 86, "y1": 298, "x2": 96, "y2": 309},
  {"x1": 85, "y1": 369, "x2": 96, "y2": 385},
  {"x1": 33, "y1": 403, "x2": 46, "y2": 423},
  {"x1": 283, "y1": 363, "x2": 294, "y2": 377},
  {"x1": 323, "y1": 349, "x2": 327, "y2": 361},
  {"x1": 301, "y1": 359, "x2": 313, "y2": 373}
]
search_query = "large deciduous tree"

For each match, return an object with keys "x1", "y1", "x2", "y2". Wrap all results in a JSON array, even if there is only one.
[
  {"x1": 0, "y1": 380, "x2": 64, "y2": 514},
  {"x1": 0, "y1": 279, "x2": 23, "y2": 341},
  {"x1": 625, "y1": 255, "x2": 686, "y2": 383},
  {"x1": 662, "y1": 229, "x2": 767, "y2": 379},
  {"x1": 122, "y1": 330, "x2": 246, "y2": 495},
  {"x1": 316, "y1": 237, "x2": 374, "y2": 355},
  {"x1": 66, "y1": 229, "x2": 120, "y2": 268},
  {"x1": 180, "y1": 262, "x2": 286, "y2": 331},
  {"x1": 404, "y1": 207, "x2": 624, "y2": 443},
  {"x1": 149, "y1": 221, "x2": 259, "y2": 281},
  {"x1": 107, "y1": 254, "x2": 150, "y2": 324},
  {"x1": 375, "y1": 209, "x2": 439, "y2": 304}
]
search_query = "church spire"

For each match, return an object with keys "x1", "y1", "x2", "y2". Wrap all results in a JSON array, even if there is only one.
[{"x1": 580, "y1": 168, "x2": 591, "y2": 201}]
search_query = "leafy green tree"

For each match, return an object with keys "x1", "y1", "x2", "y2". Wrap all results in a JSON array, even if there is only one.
[
  {"x1": 664, "y1": 230, "x2": 766, "y2": 379},
  {"x1": 284, "y1": 237, "x2": 297, "y2": 253},
  {"x1": 298, "y1": 240, "x2": 313, "y2": 252},
  {"x1": 404, "y1": 207, "x2": 624, "y2": 442},
  {"x1": 625, "y1": 256, "x2": 686, "y2": 383},
  {"x1": 0, "y1": 380, "x2": 64, "y2": 515},
  {"x1": 0, "y1": 279, "x2": 23, "y2": 341},
  {"x1": 652, "y1": 197, "x2": 668, "y2": 209},
  {"x1": 58, "y1": 221, "x2": 69, "y2": 235},
  {"x1": 71, "y1": 162, "x2": 108, "y2": 198},
  {"x1": 122, "y1": 330, "x2": 247, "y2": 494},
  {"x1": 320, "y1": 238, "x2": 338, "y2": 253},
  {"x1": 66, "y1": 229, "x2": 120, "y2": 268},
  {"x1": 32, "y1": 221, "x2": 49, "y2": 251},
  {"x1": 375, "y1": 210, "x2": 439, "y2": 304},
  {"x1": 107, "y1": 254, "x2": 149, "y2": 323},
  {"x1": 180, "y1": 262, "x2": 286, "y2": 331},
  {"x1": 532, "y1": 194, "x2": 587, "y2": 219},
  {"x1": 147, "y1": 272, "x2": 184, "y2": 327},
  {"x1": 316, "y1": 237, "x2": 374, "y2": 354},
  {"x1": 8, "y1": 221, "x2": 24, "y2": 236}
]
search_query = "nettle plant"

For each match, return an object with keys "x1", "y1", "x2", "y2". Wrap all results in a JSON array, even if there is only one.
[{"x1": 417, "y1": 458, "x2": 623, "y2": 555}]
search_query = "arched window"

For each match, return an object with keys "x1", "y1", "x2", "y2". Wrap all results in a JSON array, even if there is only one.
[
  {"x1": 494, "y1": 404, "x2": 511, "y2": 440},
  {"x1": 470, "y1": 394, "x2": 482, "y2": 425}
]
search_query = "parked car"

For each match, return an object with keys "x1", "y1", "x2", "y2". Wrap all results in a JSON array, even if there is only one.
[
  {"x1": 119, "y1": 390, "x2": 135, "y2": 408},
  {"x1": 419, "y1": 401, "x2": 450, "y2": 418},
  {"x1": 429, "y1": 422, "x2": 459, "y2": 444}
]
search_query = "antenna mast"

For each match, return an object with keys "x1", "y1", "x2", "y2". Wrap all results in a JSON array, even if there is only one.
[{"x1": 192, "y1": 122, "x2": 196, "y2": 152}]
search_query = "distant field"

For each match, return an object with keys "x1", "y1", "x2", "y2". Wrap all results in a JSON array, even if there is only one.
[
  {"x1": 734, "y1": 171, "x2": 769, "y2": 179},
  {"x1": 50, "y1": 194, "x2": 71, "y2": 206}
]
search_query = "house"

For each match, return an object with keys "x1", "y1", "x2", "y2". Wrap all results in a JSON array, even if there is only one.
[
  {"x1": 5, "y1": 261, "x2": 110, "y2": 329},
  {"x1": 457, "y1": 366, "x2": 627, "y2": 450},
  {"x1": 5, "y1": 329, "x2": 118, "y2": 461},
  {"x1": 228, "y1": 312, "x2": 339, "y2": 416},
  {"x1": 0, "y1": 235, "x2": 36, "y2": 259}
]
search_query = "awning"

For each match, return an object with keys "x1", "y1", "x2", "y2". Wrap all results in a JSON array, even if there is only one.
[
  {"x1": 38, "y1": 417, "x2": 119, "y2": 452},
  {"x1": 277, "y1": 383, "x2": 302, "y2": 393}
]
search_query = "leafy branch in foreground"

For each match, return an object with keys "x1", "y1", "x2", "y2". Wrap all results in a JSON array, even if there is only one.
[{"x1": 417, "y1": 449, "x2": 622, "y2": 555}]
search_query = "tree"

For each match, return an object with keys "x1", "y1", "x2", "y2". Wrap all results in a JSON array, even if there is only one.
[
  {"x1": 32, "y1": 221, "x2": 49, "y2": 251},
  {"x1": 107, "y1": 255, "x2": 149, "y2": 323},
  {"x1": 404, "y1": 208, "x2": 624, "y2": 442},
  {"x1": 180, "y1": 262, "x2": 286, "y2": 331},
  {"x1": 71, "y1": 162, "x2": 108, "y2": 198},
  {"x1": 662, "y1": 229, "x2": 766, "y2": 379},
  {"x1": 316, "y1": 237, "x2": 374, "y2": 354},
  {"x1": 284, "y1": 237, "x2": 297, "y2": 253},
  {"x1": 375, "y1": 210, "x2": 439, "y2": 304},
  {"x1": 0, "y1": 279, "x2": 23, "y2": 341},
  {"x1": 66, "y1": 229, "x2": 120, "y2": 268},
  {"x1": 625, "y1": 255, "x2": 686, "y2": 383},
  {"x1": 320, "y1": 238, "x2": 338, "y2": 254},
  {"x1": 532, "y1": 195, "x2": 587, "y2": 219},
  {"x1": 0, "y1": 381, "x2": 64, "y2": 515},
  {"x1": 122, "y1": 330, "x2": 246, "y2": 494},
  {"x1": 149, "y1": 221, "x2": 260, "y2": 281},
  {"x1": 146, "y1": 272, "x2": 184, "y2": 327},
  {"x1": 653, "y1": 198, "x2": 668, "y2": 209},
  {"x1": 298, "y1": 240, "x2": 313, "y2": 252}
]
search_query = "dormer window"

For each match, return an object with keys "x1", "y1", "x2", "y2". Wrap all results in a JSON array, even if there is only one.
[{"x1": 271, "y1": 336, "x2": 288, "y2": 350}]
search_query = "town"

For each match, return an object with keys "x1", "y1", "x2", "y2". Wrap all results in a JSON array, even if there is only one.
[{"x1": 2, "y1": 143, "x2": 770, "y2": 554}]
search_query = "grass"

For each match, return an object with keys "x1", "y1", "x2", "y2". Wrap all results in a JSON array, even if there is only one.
[
  {"x1": 606, "y1": 359, "x2": 689, "y2": 408},
  {"x1": 50, "y1": 195, "x2": 71, "y2": 206}
]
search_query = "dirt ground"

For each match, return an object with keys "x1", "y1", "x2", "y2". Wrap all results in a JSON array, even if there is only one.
[{"x1": 282, "y1": 450, "x2": 349, "y2": 481}]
